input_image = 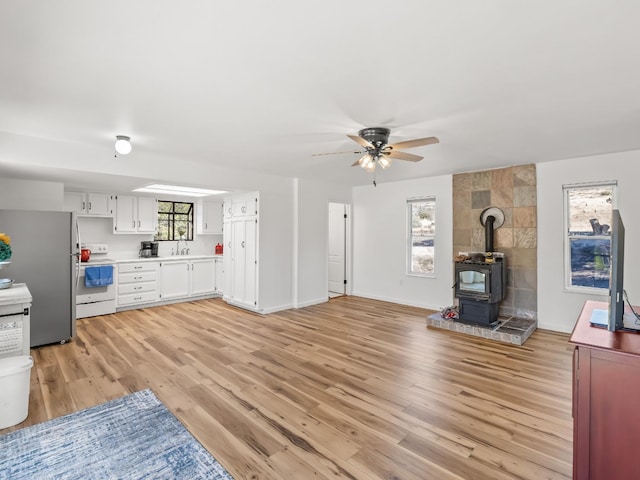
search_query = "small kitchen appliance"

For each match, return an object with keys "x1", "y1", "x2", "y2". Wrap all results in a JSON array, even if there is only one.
[
  {"x1": 139, "y1": 241, "x2": 159, "y2": 258},
  {"x1": 81, "y1": 248, "x2": 91, "y2": 262}
]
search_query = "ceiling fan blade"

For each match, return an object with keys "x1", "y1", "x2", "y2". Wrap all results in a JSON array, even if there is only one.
[
  {"x1": 387, "y1": 136, "x2": 439, "y2": 150},
  {"x1": 385, "y1": 150, "x2": 424, "y2": 162},
  {"x1": 347, "y1": 134, "x2": 374, "y2": 149},
  {"x1": 312, "y1": 150, "x2": 364, "y2": 157}
]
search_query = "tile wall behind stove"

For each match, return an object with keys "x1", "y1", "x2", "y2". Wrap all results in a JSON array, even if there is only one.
[{"x1": 452, "y1": 164, "x2": 537, "y2": 319}]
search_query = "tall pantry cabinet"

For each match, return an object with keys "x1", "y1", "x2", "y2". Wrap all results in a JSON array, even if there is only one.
[{"x1": 223, "y1": 192, "x2": 259, "y2": 310}]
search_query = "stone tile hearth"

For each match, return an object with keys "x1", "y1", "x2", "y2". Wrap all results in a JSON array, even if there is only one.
[{"x1": 427, "y1": 313, "x2": 537, "y2": 345}]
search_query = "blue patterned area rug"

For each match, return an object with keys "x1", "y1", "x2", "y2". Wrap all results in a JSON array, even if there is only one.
[{"x1": 0, "y1": 389, "x2": 234, "y2": 479}]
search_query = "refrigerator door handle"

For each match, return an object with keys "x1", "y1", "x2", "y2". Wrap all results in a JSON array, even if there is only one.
[{"x1": 74, "y1": 218, "x2": 81, "y2": 290}]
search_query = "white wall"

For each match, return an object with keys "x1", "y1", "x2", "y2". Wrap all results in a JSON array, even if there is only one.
[
  {"x1": 537, "y1": 150, "x2": 640, "y2": 332},
  {"x1": 294, "y1": 178, "x2": 352, "y2": 308},
  {"x1": 352, "y1": 175, "x2": 453, "y2": 311},
  {"x1": 0, "y1": 178, "x2": 64, "y2": 210},
  {"x1": 258, "y1": 188, "x2": 295, "y2": 313}
]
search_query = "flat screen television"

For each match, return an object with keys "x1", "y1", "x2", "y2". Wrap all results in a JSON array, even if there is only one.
[{"x1": 608, "y1": 209, "x2": 625, "y2": 331}]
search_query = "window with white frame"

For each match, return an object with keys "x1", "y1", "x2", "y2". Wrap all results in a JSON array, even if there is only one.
[
  {"x1": 564, "y1": 182, "x2": 616, "y2": 291},
  {"x1": 407, "y1": 197, "x2": 435, "y2": 275}
]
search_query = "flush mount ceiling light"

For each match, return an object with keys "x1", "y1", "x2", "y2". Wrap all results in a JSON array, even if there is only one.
[
  {"x1": 133, "y1": 184, "x2": 228, "y2": 197},
  {"x1": 115, "y1": 135, "x2": 132, "y2": 155}
]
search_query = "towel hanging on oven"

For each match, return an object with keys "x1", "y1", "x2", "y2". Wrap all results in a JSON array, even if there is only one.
[{"x1": 84, "y1": 265, "x2": 113, "y2": 288}]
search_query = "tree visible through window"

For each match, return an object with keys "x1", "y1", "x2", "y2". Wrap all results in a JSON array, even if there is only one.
[
  {"x1": 157, "y1": 201, "x2": 194, "y2": 241},
  {"x1": 564, "y1": 182, "x2": 616, "y2": 290},
  {"x1": 408, "y1": 198, "x2": 435, "y2": 275}
]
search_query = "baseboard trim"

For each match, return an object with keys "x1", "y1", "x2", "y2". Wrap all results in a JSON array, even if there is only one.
[
  {"x1": 294, "y1": 297, "x2": 328, "y2": 309},
  {"x1": 350, "y1": 291, "x2": 443, "y2": 312}
]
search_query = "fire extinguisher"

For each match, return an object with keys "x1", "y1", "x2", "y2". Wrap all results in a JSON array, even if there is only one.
[{"x1": 215, "y1": 243, "x2": 223, "y2": 254}]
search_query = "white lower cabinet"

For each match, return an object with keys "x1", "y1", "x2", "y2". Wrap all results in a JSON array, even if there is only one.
[
  {"x1": 214, "y1": 257, "x2": 224, "y2": 294},
  {"x1": 159, "y1": 258, "x2": 216, "y2": 300},
  {"x1": 117, "y1": 262, "x2": 159, "y2": 306},
  {"x1": 159, "y1": 260, "x2": 190, "y2": 300},
  {"x1": 191, "y1": 258, "x2": 216, "y2": 296}
]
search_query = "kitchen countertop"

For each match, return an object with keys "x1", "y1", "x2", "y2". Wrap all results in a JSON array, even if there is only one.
[
  {"x1": 0, "y1": 283, "x2": 32, "y2": 306},
  {"x1": 116, "y1": 254, "x2": 223, "y2": 264}
]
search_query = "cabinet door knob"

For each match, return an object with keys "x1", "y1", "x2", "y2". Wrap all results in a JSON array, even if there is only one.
[{"x1": 241, "y1": 240, "x2": 245, "y2": 248}]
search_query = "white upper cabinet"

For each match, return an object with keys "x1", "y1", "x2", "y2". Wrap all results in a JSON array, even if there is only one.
[
  {"x1": 232, "y1": 193, "x2": 258, "y2": 218},
  {"x1": 64, "y1": 192, "x2": 86, "y2": 213},
  {"x1": 223, "y1": 193, "x2": 258, "y2": 219},
  {"x1": 197, "y1": 200, "x2": 223, "y2": 234},
  {"x1": 114, "y1": 195, "x2": 157, "y2": 234},
  {"x1": 86, "y1": 193, "x2": 113, "y2": 215},
  {"x1": 64, "y1": 192, "x2": 113, "y2": 216},
  {"x1": 137, "y1": 197, "x2": 157, "y2": 233}
]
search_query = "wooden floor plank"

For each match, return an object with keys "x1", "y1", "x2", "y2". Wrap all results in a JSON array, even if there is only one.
[{"x1": 2, "y1": 296, "x2": 573, "y2": 479}]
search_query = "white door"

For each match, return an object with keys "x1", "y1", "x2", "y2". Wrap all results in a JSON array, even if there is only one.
[
  {"x1": 231, "y1": 219, "x2": 246, "y2": 303},
  {"x1": 160, "y1": 261, "x2": 190, "y2": 300},
  {"x1": 231, "y1": 216, "x2": 257, "y2": 307},
  {"x1": 215, "y1": 258, "x2": 224, "y2": 293},
  {"x1": 223, "y1": 219, "x2": 232, "y2": 298},
  {"x1": 86, "y1": 193, "x2": 112, "y2": 215},
  {"x1": 244, "y1": 217, "x2": 257, "y2": 307},
  {"x1": 191, "y1": 259, "x2": 215, "y2": 296},
  {"x1": 328, "y1": 203, "x2": 346, "y2": 295},
  {"x1": 114, "y1": 195, "x2": 137, "y2": 233},
  {"x1": 137, "y1": 197, "x2": 157, "y2": 233}
]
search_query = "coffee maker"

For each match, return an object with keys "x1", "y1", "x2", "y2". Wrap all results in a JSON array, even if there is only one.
[{"x1": 140, "y1": 241, "x2": 159, "y2": 257}]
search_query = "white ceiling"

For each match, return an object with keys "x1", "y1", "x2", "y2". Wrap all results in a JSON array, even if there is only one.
[{"x1": 1, "y1": 1, "x2": 640, "y2": 192}]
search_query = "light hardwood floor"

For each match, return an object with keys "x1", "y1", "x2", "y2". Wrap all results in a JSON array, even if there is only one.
[{"x1": 6, "y1": 296, "x2": 574, "y2": 479}]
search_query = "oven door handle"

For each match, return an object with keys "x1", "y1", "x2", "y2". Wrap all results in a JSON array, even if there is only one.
[{"x1": 0, "y1": 308, "x2": 28, "y2": 319}]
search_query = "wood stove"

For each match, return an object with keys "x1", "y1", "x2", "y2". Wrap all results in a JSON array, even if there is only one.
[
  {"x1": 454, "y1": 206, "x2": 506, "y2": 326},
  {"x1": 455, "y1": 259, "x2": 505, "y2": 326}
]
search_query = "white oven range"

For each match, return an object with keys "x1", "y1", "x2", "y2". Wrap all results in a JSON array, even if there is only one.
[{"x1": 76, "y1": 251, "x2": 116, "y2": 319}]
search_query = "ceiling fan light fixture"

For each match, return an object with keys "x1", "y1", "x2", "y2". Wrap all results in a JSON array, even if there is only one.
[
  {"x1": 115, "y1": 135, "x2": 132, "y2": 155},
  {"x1": 360, "y1": 154, "x2": 374, "y2": 170},
  {"x1": 378, "y1": 156, "x2": 392, "y2": 169},
  {"x1": 364, "y1": 160, "x2": 376, "y2": 173}
]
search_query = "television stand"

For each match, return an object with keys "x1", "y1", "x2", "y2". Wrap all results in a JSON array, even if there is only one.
[{"x1": 570, "y1": 300, "x2": 640, "y2": 479}]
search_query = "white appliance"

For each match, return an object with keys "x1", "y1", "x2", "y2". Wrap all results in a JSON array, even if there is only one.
[{"x1": 76, "y1": 244, "x2": 116, "y2": 318}]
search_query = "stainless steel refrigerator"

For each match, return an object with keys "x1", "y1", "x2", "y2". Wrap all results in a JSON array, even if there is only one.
[{"x1": 0, "y1": 209, "x2": 78, "y2": 347}]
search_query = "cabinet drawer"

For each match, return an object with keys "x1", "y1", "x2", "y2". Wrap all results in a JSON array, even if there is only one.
[
  {"x1": 117, "y1": 291, "x2": 158, "y2": 306},
  {"x1": 119, "y1": 271, "x2": 157, "y2": 284},
  {"x1": 118, "y1": 281, "x2": 157, "y2": 295},
  {"x1": 118, "y1": 262, "x2": 158, "y2": 274}
]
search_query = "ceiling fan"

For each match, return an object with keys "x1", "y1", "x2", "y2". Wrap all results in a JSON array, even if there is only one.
[{"x1": 313, "y1": 127, "x2": 439, "y2": 175}]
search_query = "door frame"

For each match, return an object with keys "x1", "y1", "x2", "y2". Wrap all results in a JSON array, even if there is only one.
[{"x1": 327, "y1": 202, "x2": 352, "y2": 297}]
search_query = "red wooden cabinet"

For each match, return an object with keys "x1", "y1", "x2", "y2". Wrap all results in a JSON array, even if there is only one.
[{"x1": 570, "y1": 301, "x2": 640, "y2": 480}]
